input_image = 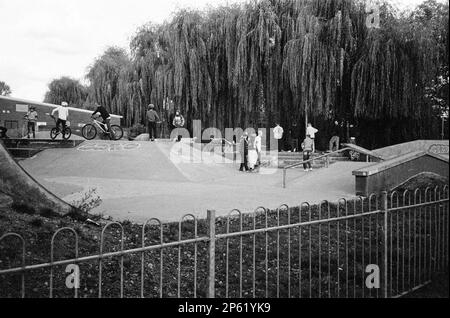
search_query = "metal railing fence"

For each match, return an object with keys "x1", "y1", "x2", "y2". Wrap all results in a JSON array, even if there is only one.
[{"x1": 0, "y1": 186, "x2": 448, "y2": 298}]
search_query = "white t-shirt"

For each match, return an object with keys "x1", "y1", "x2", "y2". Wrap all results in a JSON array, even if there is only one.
[
  {"x1": 273, "y1": 126, "x2": 284, "y2": 140},
  {"x1": 255, "y1": 135, "x2": 262, "y2": 152},
  {"x1": 52, "y1": 106, "x2": 69, "y2": 120},
  {"x1": 306, "y1": 126, "x2": 318, "y2": 139}
]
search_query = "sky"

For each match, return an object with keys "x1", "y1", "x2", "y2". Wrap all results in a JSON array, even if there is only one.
[{"x1": 0, "y1": 0, "x2": 433, "y2": 101}]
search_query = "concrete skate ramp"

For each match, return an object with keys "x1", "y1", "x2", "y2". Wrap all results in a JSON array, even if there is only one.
[
  {"x1": 0, "y1": 140, "x2": 75, "y2": 214},
  {"x1": 17, "y1": 140, "x2": 368, "y2": 222},
  {"x1": 353, "y1": 151, "x2": 449, "y2": 196}
]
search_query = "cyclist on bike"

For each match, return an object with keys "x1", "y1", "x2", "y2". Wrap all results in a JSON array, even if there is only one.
[
  {"x1": 91, "y1": 103, "x2": 112, "y2": 135},
  {"x1": 51, "y1": 101, "x2": 69, "y2": 133}
]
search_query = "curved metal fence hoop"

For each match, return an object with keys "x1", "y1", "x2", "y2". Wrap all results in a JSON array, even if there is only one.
[
  {"x1": 177, "y1": 213, "x2": 198, "y2": 298},
  {"x1": 0, "y1": 233, "x2": 26, "y2": 298},
  {"x1": 224, "y1": 208, "x2": 243, "y2": 298},
  {"x1": 98, "y1": 222, "x2": 124, "y2": 298},
  {"x1": 49, "y1": 227, "x2": 79, "y2": 298},
  {"x1": 141, "y1": 218, "x2": 163, "y2": 298},
  {"x1": 390, "y1": 191, "x2": 399, "y2": 209}
]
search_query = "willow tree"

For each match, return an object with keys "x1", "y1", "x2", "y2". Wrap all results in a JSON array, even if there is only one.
[
  {"x1": 86, "y1": 47, "x2": 132, "y2": 120},
  {"x1": 85, "y1": 0, "x2": 448, "y2": 147},
  {"x1": 44, "y1": 77, "x2": 88, "y2": 107},
  {"x1": 0, "y1": 81, "x2": 11, "y2": 96}
]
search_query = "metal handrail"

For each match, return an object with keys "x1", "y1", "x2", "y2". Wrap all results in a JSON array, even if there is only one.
[
  {"x1": 283, "y1": 147, "x2": 352, "y2": 170},
  {"x1": 282, "y1": 147, "x2": 380, "y2": 188}
]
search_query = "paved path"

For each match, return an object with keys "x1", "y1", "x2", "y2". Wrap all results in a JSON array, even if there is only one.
[{"x1": 20, "y1": 140, "x2": 370, "y2": 223}]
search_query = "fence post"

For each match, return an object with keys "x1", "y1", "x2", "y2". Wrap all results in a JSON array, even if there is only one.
[
  {"x1": 206, "y1": 210, "x2": 216, "y2": 298},
  {"x1": 282, "y1": 169, "x2": 286, "y2": 188},
  {"x1": 381, "y1": 191, "x2": 389, "y2": 298}
]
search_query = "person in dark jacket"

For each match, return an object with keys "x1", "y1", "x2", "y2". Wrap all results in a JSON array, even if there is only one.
[
  {"x1": 239, "y1": 132, "x2": 249, "y2": 171},
  {"x1": 91, "y1": 103, "x2": 111, "y2": 135},
  {"x1": 146, "y1": 104, "x2": 160, "y2": 141},
  {"x1": 329, "y1": 120, "x2": 343, "y2": 152}
]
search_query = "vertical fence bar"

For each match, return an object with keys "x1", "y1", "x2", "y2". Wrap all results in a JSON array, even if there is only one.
[
  {"x1": 353, "y1": 199, "x2": 357, "y2": 298},
  {"x1": 300, "y1": 203, "x2": 309, "y2": 298},
  {"x1": 318, "y1": 203, "x2": 322, "y2": 297},
  {"x1": 309, "y1": 205, "x2": 312, "y2": 298},
  {"x1": 445, "y1": 186, "x2": 449, "y2": 269},
  {"x1": 327, "y1": 201, "x2": 331, "y2": 298},
  {"x1": 433, "y1": 188, "x2": 438, "y2": 274},
  {"x1": 265, "y1": 208, "x2": 269, "y2": 298},
  {"x1": 360, "y1": 197, "x2": 365, "y2": 298},
  {"x1": 382, "y1": 191, "x2": 388, "y2": 298},
  {"x1": 277, "y1": 208, "x2": 280, "y2": 298},
  {"x1": 337, "y1": 200, "x2": 341, "y2": 298},
  {"x1": 206, "y1": 210, "x2": 216, "y2": 298},
  {"x1": 402, "y1": 190, "x2": 409, "y2": 294},
  {"x1": 0, "y1": 233, "x2": 26, "y2": 298},
  {"x1": 413, "y1": 189, "x2": 419, "y2": 288},
  {"x1": 287, "y1": 206, "x2": 291, "y2": 298},
  {"x1": 345, "y1": 199, "x2": 349, "y2": 298}
]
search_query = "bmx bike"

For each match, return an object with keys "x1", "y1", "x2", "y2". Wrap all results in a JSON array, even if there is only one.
[
  {"x1": 81, "y1": 117, "x2": 124, "y2": 141},
  {"x1": 50, "y1": 117, "x2": 72, "y2": 140}
]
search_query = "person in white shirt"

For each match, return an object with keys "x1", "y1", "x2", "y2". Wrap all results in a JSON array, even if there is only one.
[
  {"x1": 254, "y1": 130, "x2": 263, "y2": 167},
  {"x1": 273, "y1": 123, "x2": 284, "y2": 152},
  {"x1": 51, "y1": 101, "x2": 69, "y2": 133},
  {"x1": 306, "y1": 123, "x2": 318, "y2": 153}
]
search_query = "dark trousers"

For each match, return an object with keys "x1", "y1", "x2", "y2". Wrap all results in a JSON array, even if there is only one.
[
  {"x1": 303, "y1": 151, "x2": 312, "y2": 170},
  {"x1": 239, "y1": 152, "x2": 249, "y2": 171},
  {"x1": 56, "y1": 119, "x2": 67, "y2": 132},
  {"x1": 27, "y1": 122, "x2": 36, "y2": 138},
  {"x1": 148, "y1": 121, "x2": 157, "y2": 140},
  {"x1": 103, "y1": 118, "x2": 111, "y2": 133}
]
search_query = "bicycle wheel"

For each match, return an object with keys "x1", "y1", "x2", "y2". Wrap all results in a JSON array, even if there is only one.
[
  {"x1": 50, "y1": 128, "x2": 58, "y2": 140},
  {"x1": 82, "y1": 124, "x2": 97, "y2": 140},
  {"x1": 110, "y1": 125, "x2": 124, "y2": 141},
  {"x1": 62, "y1": 127, "x2": 72, "y2": 140}
]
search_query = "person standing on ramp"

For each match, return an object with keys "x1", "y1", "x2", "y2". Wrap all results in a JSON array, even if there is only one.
[
  {"x1": 147, "y1": 104, "x2": 160, "y2": 142},
  {"x1": 172, "y1": 110, "x2": 185, "y2": 142},
  {"x1": 25, "y1": 106, "x2": 38, "y2": 139}
]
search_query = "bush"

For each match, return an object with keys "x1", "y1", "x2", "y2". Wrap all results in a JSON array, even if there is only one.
[
  {"x1": 39, "y1": 208, "x2": 60, "y2": 219},
  {"x1": 29, "y1": 218, "x2": 43, "y2": 227},
  {"x1": 70, "y1": 188, "x2": 102, "y2": 214},
  {"x1": 11, "y1": 202, "x2": 36, "y2": 215}
]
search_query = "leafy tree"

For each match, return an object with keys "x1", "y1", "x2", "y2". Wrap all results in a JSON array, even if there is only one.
[
  {"x1": 0, "y1": 81, "x2": 11, "y2": 96},
  {"x1": 44, "y1": 77, "x2": 88, "y2": 107}
]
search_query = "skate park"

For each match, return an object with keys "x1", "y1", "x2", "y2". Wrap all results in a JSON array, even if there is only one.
[{"x1": 1, "y1": 135, "x2": 448, "y2": 223}]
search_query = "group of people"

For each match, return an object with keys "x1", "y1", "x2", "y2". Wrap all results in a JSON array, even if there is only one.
[
  {"x1": 146, "y1": 104, "x2": 185, "y2": 142},
  {"x1": 273, "y1": 121, "x2": 346, "y2": 171},
  {"x1": 19, "y1": 101, "x2": 113, "y2": 139},
  {"x1": 239, "y1": 130, "x2": 263, "y2": 172}
]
